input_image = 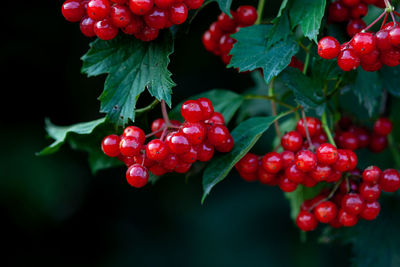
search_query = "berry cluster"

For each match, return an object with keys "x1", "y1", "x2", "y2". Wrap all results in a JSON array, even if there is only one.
[
  {"x1": 296, "y1": 165, "x2": 400, "y2": 231},
  {"x1": 235, "y1": 117, "x2": 359, "y2": 191},
  {"x1": 61, "y1": 0, "x2": 204, "y2": 41},
  {"x1": 328, "y1": 0, "x2": 387, "y2": 37},
  {"x1": 318, "y1": 19, "x2": 400, "y2": 71},
  {"x1": 202, "y1": 6, "x2": 258, "y2": 65},
  {"x1": 335, "y1": 116, "x2": 393, "y2": 153},
  {"x1": 101, "y1": 98, "x2": 234, "y2": 188}
]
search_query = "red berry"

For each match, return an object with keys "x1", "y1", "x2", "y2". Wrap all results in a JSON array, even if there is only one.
[
  {"x1": 342, "y1": 0, "x2": 360, "y2": 7},
  {"x1": 166, "y1": 132, "x2": 191, "y2": 154},
  {"x1": 359, "y1": 49, "x2": 379, "y2": 65},
  {"x1": 87, "y1": 0, "x2": 111, "y2": 21},
  {"x1": 281, "y1": 151, "x2": 295, "y2": 168},
  {"x1": 110, "y1": 4, "x2": 132, "y2": 28},
  {"x1": 359, "y1": 182, "x2": 381, "y2": 202},
  {"x1": 314, "y1": 201, "x2": 338, "y2": 223},
  {"x1": 215, "y1": 134, "x2": 234, "y2": 152},
  {"x1": 123, "y1": 126, "x2": 146, "y2": 144},
  {"x1": 102, "y1": 134, "x2": 121, "y2": 157},
  {"x1": 181, "y1": 100, "x2": 203, "y2": 122},
  {"x1": 346, "y1": 19, "x2": 366, "y2": 37},
  {"x1": 205, "y1": 112, "x2": 225, "y2": 125},
  {"x1": 328, "y1": 1, "x2": 350, "y2": 22},
  {"x1": 361, "y1": 61, "x2": 383, "y2": 72},
  {"x1": 389, "y1": 26, "x2": 400, "y2": 47},
  {"x1": 111, "y1": 0, "x2": 128, "y2": 3},
  {"x1": 169, "y1": 3, "x2": 188, "y2": 25},
  {"x1": 174, "y1": 160, "x2": 192, "y2": 173},
  {"x1": 184, "y1": 0, "x2": 204, "y2": 9},
  {"x1": 380, "y1": 169, "x2": 400, "y2": 192},
  {"x1": 161, "y1": 153, "x2": 178, "y2": 171},
  {"x1": 154, "y1": 0, "x2": 174, "y2": 9},
  {"x1": 316, "y1": 143, "x2": 338, "y2": 165},
  {"x1": 310, "y1": 164, "x2": 332, "y2": 182},
  {"x1": 351, "y1": 32, "x2": 376, "y2": 55},
  {"x1": 362, "y1": 165, "x2": 382, "y2": 184},
  {"x1": 235, "y1": 153, "x2": 258, "y2": 174},
  {"x1": 337, "y1": 49, "x2": 360, "y2": 71},
  {"x1": 296, "y1": 211, "x2": 318, "y2": 231},
  {"x1": 150, "y1": 118, "x2": 165, "y2": 138},
  {"x1": 380, "y1": 49, "x2": 400, "y2": 67},
  {"x1": 126, "y1": 164, "x2": 149, "y2": 188},
  {"x1": 239, "y1": 171, "x2": 258, "y2": 182},
  {"x1": 296, "y1": 117, "x2": 321, "y2": 138},
  {"x1": 122, "y1": 15, "x2": 144, "y2": 35},
  {"x1": 219, "y1": 34, "x2": 235, "y2": 55},
  {"x1": 338, "y1": 131, "x2": 359, "y2": 150},
  {"x1": 144, "y1": 8, "x2": 168, "y2": 29},
  {"x1": 285, "y1": 163, "x2": 305, "y2": 183},
  {"x1": 350, "y1": 2, "x2": 368, "y2": 19},
  {"x1": 281, "y1": 131, "x2": 303, "y2": 152},
  {"x1": 181, "y1": 122, "x2": 206, "y2": 145},
  {"x1": 179, "y1": 146, "x2": 197, "y2": 164},
  {"x1": 202, "y1": 31, "x2": 219, "y2": 53},
  {"x1": 342, "y1": 193, "x2": 364, "y2": 215},
  {"x1": 338, "y1": 209, "x2": 358, "y2": 227},
  {"x1": 119, "y1": 136, "x2": 141, "y2": 157},
  {"x1": 197, "y1": 97, "x2": 214, "y2": 120},
  {"x1": 80, "y1": 16, "x2": 96, "y2": 37},
  {"x1": 360, "y1": 201, "x2": 380, "y2": 220},
  {"x1": 133, "y1": 154, "x2": 156, "y2": 168},
  {"x1": 373, "y1": 117, "x2": 393, "y2": 136},
  {"x1": 217, "y1": 12, "x2": 236, "y2": 32},
  {"x1": 129, "y1": 0, "x2": 154, "y2": 15},
  {"x1": 302, "y1": 176, "x2": 318, "y2": 187},
  {"x1": 149, "y1": 164, "x2": 168, "y2": 176},
  {"x1": 146, "y1": 139, "x2": 169, "y2": 161},
  {"x1": 375, "y1": 29, "x2": 392, "y2": 51},
  {"x1": 369, "y1": 133, "x2": 388, "y2": 153},
  {"x1": 195, "y1": 142, "x2": 214, "y2": 162},
  {"x1": 332, "y1": 149, "x2": 351, "y2": 172},
  {"x1": 258, "y1": 168, "x2": 276, "y2": 185},
  {"x1": 326, "y1": 169, "x2": 342, "y2": 183},
  {"x1": 261, "y1": 152, "x2": 283, "y2": 174},
  {"x1": 318, "y1": 36, "x2": 341, "y2": 59},
  {"x1": 207, "y1": 125, "x2": 230, "y2": 146},
  {"x1": 278, "y1": 176, "x2": 298, "y2": 192},
  {"x1": 295, "y1": 150, "x2": 317, "y2": 172},
  {"x1": 349, "y1": 127, "x2": 370, "y2": 148},
  {"x1": 62, "y1": 0, "x2": 86, "y2": 22},
  {"x1": 235, "y1": 5, "x2": 258, "y2": 27},
  {"x1": 94, "y1": 18, "x2": 119, "y2": 40},
  {"x1": 347, "y1": 150, "x2": 358, "y2": 170}
]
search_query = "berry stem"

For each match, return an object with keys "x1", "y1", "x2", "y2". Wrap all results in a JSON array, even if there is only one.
[
  {"x1": 161, "y1": 100, "x2": 171, "y2": 126},
  {"x1": 136, "y1": 99, "x2": 160, "y2": 114},
  {"x1": 394, "y1": 11, "x2": 400, "y2": 18},
  {"x1": 308, "y1": 176, "x2": 344, "y2": 211},
  {"x1": 384, "y1": 0, "x2": 397, "y2": 26},
  {"x1": 255, "y1": 0, "x2": 266, "y2": 25},
  {"x1": 362, "y1": 11, "x2": 386, "y2": 32},
  {"x1": 381, "y1": 13, "x2": 389, "y2": 29},
  {"x1": 302, "y1": 44, "x2": 312, "y2": 75},
  {"x1": 388, "y1": 134, "x2": 400, "y2": 169},
  {"x1": 300, "y1": 107, "x2": 315, "y2": 151},
  {"x1": 321, "y1": 111, "x2": 337, "y2": 147},
  {"x1": 145, "y1": 128, "x2": 164, "y2": 138},
  {"x1": 269, "y1": 78, "x2": 282, "y2": 138}
]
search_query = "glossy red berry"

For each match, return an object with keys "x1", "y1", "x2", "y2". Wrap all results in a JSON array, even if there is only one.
[
  {"x1": 102, "y1": 134, "x2": 121, "y2": 157},
  {"x1": 80, "y1": 16, "x2": 96, "y2": 37},
  {"x1": 380, "y1": 169, "x2": 400, "y2": 192},
  {"x1": 296, "y1": 117, "x2": 321, "y2": 138},
  {"x1": 316, "y1": 143, "x2": 338, "y2": 165},
  {"x1": 281, "y1": 131, "x2": 303, "y2": 152},
  {"x1": 281, "y1": 151, "x2": 295, "y2": 168},
  {"x1": 122, "y1": 15, "x2": 144, "y2": 35},
  {"x1": 337, "y1": 49, "x2": 360, "y2": 71},
  {"x1": 197, "y1": 98, "x2": 214, "y2": 120},
  {"x1": 181, "y1": 100, "x2": 203, "y2": 122},
  {"x1": 174, "y1": 160, "x2": 192, "y2": 173},
  {"x1": 359, "y1": 183, "x2": 381, "y2": 202},
  {"x1": 110, "y1": 4, "x2": 132, "y2": 28},
  {"x1": 296, "y1": 211, "x2": 318, "y2": 231},
  {"x1": 332, "y1": 149, "x2": 351, "y2": 172},
  {"x1": 181, "y1": 122, "x2": 206, "y2": 145},
  {"x1": 359, "y1": 49, "x2": 379, "y2": 65},
  {"x1": 149, "y1": 164, "x2": 168, "y2": 176},
  {"x1": 217, "y1": 12, "x2": 236, "y2": 32},
  {"x1": 184, "y1": 0, "x2": 204, "y2": 9},
  {"x1": 328, "y1": 1, "x2": 350, "y2": 22},
  {"x1": 338, "y1": 209, "x2": 359, "y2": 227},
  {"x1": 369, "y1": 133, "x2": 388, "y2": 153},
  {"x1": 351, "y1": 32, "x2": 376, "y2": 55},
  {"x1": 62, "y1": 0, "x2": 86, "y2": 22},
  {"x1": 295, "y1": 150, "x2": 317, "y2": 172},
  {"x1": 258, "y1": 168, "x2": 276, "y2": 184},
  {"x1": 129, "y1": 0, "x2": 154, "y2": 15},
  {"x1": 362, "y1": 165, "x2": 381, "y2": 185},
  {"x1": 123, "y1": 126, "x2": 146, "y2": 144},
  {"x1": 261, "y1": 152, "x2": 283, "y2": 174},
  {"x1": 144, "y1": 8, "x2": 168, "y2": 29},
  {"x1": 310, "y1": 164, "x2": 332, "y2": 182},
  {"x1": 278, "y1": 176, "x2": 298, "y2": 192},
  {"x1": 318, "y1": 36, "x2": 341, "y2": 59},
  {"x1": 154, "y1": 0, "x2": 174, "y2": 9},
  {"x1": 205, "y1": 112, "x2": 225, "y2": 125},
  {"x1": 326, "y1": 169, "x2": 342, "y2": 183},
  {"x1": 207, "y1": 124, "x2": 230, "y2": 146},
  {"x1": 346, "y1": 150, "x2": 357, "y2": 171},
  {"x1": 236, "y1": 153, "x2": 258, "y2": 174},
  {"x1": 239, "y1": 171, "x2": 258, "y2": 182},
  {"x1": 161, "y1": 154, "x2": 178, "y2": 171},
  {"x1": 360, "y1": 201, "x2": 380, "y2": 220},
  {"x1": 94, "y1": 19, "x2": 119, "y2": 40},
  {"x1": 389, "y1": 26, "x2": 400, "y2": 47},
  {"x1": 375, "y1": 29, "x2": 392, "y2": 51},
  {"x1": 87, "y1": 0, "x2": 111, "y2": 21},
  {"x1": 373, "y1": 117, "x2": 393, "y2": 136},
  {"x1": 342, "y1": 193, "x2": 364, "y2": 215},
  {"x1": 215, "y1": 134, "x2": 234, "y2": 152},
  {"x1": 195, "y1": 142, "x2": 214, "y2": 162},
  {"x1": 342, "y1": 0, "x2": 360, "y2": 7},
  {"x1": 314, "y1": 201, "x2": 338, "y2": 223},
  {"x1": 350, "y1": 2, "x2": 368, "y2": 19},
  {"x1": 178, "y1": 146, "x2": 197, "y2": 163},
  {"x1": 350, "y1": 127, "x2": 370, "y2": 148},
  {"x1": 380, "y1": 49, "x2": 400, "y2": 67},
  {"x1": 338, "y1": 131, "x2": 359, "y2": 150},
  {"x1": 169, "y1": 3, "x2": 188, "y2": 25},
  {"x1": 126, "y1": 164, "x2": 149, "y2": 188},
  {"x1": 146, "y1": 139, "x2": 169, "y2": 161},
  {"x1": 285, "y1": 163, "x2": 305, "y2": 183},
  {"x1": 235, "y1": 5, "x2": 257, "y2": 27},
  {"x1": 167, "y1": 132, "x2": 191, "y2": 154},
  {"x1": 133, "y1": 154, "x2": 156, "y2": 168},
  {"x1": 346, "y1": 19, "x2": 366, "y2": 37},
  {"x1": 119, "y1": 136, "x2": 141, "y2": 157}
]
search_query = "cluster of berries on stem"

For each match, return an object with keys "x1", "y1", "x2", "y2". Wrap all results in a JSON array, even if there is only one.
[
  {"x1": 202, "y1": 6, "x2": 258, "y2": 65},
  {"x1": 318, "y1": 1, "x2": 400, "y2": 71},
  {"x1": 101, "y1": 99, "x2": 234, "y2": 188},
  {"x1": 62, "y1": 0, "x2": 204, "y2": 41}
]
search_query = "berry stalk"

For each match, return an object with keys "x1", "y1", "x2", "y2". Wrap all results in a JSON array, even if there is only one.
[
  {"x1": 301, "y1": 108, "x2": 315, "y2": 151},
  {"x1": 321, "y1": 112, "x2": 337, "y2": 147},
  {"x1": 255, "y1": 0, "x2": 266, "y2": 25}
]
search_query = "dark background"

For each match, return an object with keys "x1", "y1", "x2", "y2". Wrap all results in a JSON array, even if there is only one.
[{"x1": 1, "y1": 1, "x2": 351, "y2": 266}]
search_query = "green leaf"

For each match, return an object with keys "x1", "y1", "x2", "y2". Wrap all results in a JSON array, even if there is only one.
[
  {"x1": 276, "y1": 0, "x2": 289, "y2": 18},
  {"x1": 279, "y1": 68, "x2": 324, "y2": 110},
  {"x1": 266, "y1": 11, "x2": 291, "y2": 48},
  {"x1": 81, "y1": 32, "x2": 175, "y2": 126},
  {"x1": 290, "y1": 0, "x2": 326, "y2": 42},
  {"x1": 205, "y1": 0, "x2": 232, "y2": 15},
  {"x1": 229, "y1": 25, "x2": 299, "y2": 84},
  {"x1": 202, "y1": 115, "x2": 284, "y2": 203},
  {"x1": 169, "y1": 89, "x2": 244, "y2": 124},
  {"x1": 351, "y1": 68, "x2": 382, "y2": 117},
  {"x1": 380, "y1": 66, "x2": 400, "y2": 97}
]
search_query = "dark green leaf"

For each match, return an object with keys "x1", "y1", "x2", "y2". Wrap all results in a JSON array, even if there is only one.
[
  {"x1": 279, "y1": 68, "x2": 324, "y2": 110},
  {"x1": 311, "y1": 57, "x2": 342, "y2": 81},
  {"x1": 169, "y1": 89, "x2": 244, "y2": 123},
  {"x1": 290, "y1": 0, "x2": 326, "y2": 42},
  {"x1": 81, "y1": 32, "x2": 175, "y2": 126},
  {"x1": 380, "y1": 66, "x2": 400, "y2": 97},
  {"x1": 266, "y1": 11, "x2": 291, "y2": 48},
  {"x1": 202, "y1": 115, "x2": 283, "y2": 203},
  {"x1": 351, "y1": 68, "x2": 382, "y2": 117},
  {"x1": 229, "y1": 25, "x2": 299, "y2": 84},
  {"x1": 276, "y1": 0, "x2": 289, "y2": 18}
]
